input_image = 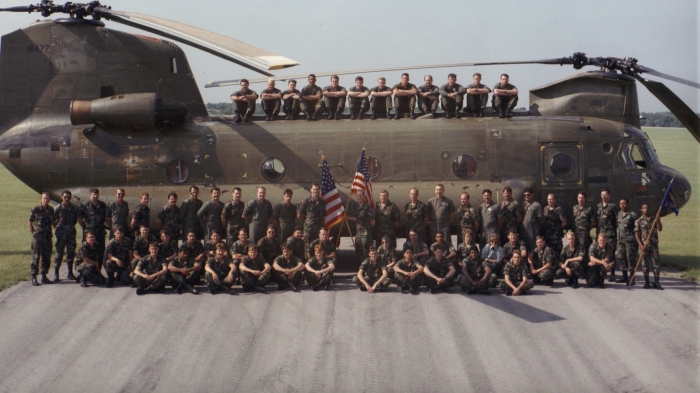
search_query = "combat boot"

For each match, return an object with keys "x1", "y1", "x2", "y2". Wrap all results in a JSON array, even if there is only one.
[
  {"x1": 445, "y1": 111, "x2": 453, "y2": 119},
  {"x1": 243, "y1": 112, "x2": 252, "y2": 123},
  {"x1": 609, "y1": 267, "x2": 616, "y2": 282},
  {"x1": 289, "y1": 282, "x2": 299, "y2": 292},
  {"x1": 566, "y1": 276, "x2": 573, "y2": 287},
  {"x1": 628, "y1": 269, "x2": 636, "y2": 285},
  {"x1": 572, "y1": 275, "x2": 579, "y2": 288},
  {"x1": 106, "y1": 272, "x2": 115, "y2": 288},
  {"x1": 74, "y1": 273, "x2": 82, "y2": 284},
  {"x1": 654, "y1": 274, "x2": 663, "y2": 290},
  {"x1": 233, "y1": 112, "x2": 242, "y2": 123},
  {"x1": 66, "y1": 262, "x2": 76, "y2": 280},
  {"x1": 304, "y1": 111, "x2": 312, "y2": 121},
  {"x1": 643, "y1": 273, "x2": 651, "y2": 288},
  {"x1": 334, "y1": 110, "x2": 342, "y2": 120},
  {"x1": 386, "y1": 110, "x2": 392, "y2": 119},
  {"x1": 455, "y1": 110, "x2": 461, "y2": 118},
  {"x1": 350, "y1": 110, "x2": 356, "y2": 120},
  {"x1": 271, "y1": 111, "x2": 279, "y2": 120},
  {"x1": 53, "y1": 266, "x2": 60, "y2": 282},
  {"x1": 616, "y1": 270, "x2": 627, "y2": 284},
  {"x1": 496, "y1": 107, "x2": 504, "y2": 118},
  {"x1": 393, "y1": 109, "x2": 402, "y2": 120},
  {"x1": 312, "y1": 108, "x2": 323, "y2": 121},
  {"x1": 31, "y1": 275, "x2": 40, "y2": 286},
  {"x1": 358, "y1": 111, "x2": 364, "y2": 120},
  {"x1": 409, "y1": 110, "x2": 416, "y2": 119},
  {"x1": 370, "y1": 110, "x2": 377, "y2": 120},
  {"x1": 41, "y1": 274, "x2": 54, "y2": 284},
  {"x1": 80, "y1": 275, "x2": 89, "y2": 288}
]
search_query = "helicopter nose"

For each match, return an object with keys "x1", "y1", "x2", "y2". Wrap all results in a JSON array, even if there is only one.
[{"x1": 658, "y1": 166, "x2": 691, "y2": 211}]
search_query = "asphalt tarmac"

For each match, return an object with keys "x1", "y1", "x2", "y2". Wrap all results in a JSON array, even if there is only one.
[{"x1": 0, "y1": 239, "x2": 698, "y2": 393}]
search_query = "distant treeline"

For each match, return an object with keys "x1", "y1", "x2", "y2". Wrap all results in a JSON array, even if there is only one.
[{"x1": 206, "y1": 103, "x2": 693, "y2": 126}]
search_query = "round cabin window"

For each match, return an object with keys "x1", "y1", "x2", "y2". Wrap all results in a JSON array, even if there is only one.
[
  {"x1": 601, "y1": 142, "x2": 613, "y2": 154},
  {"x1": 549, "y1": 153, "x2": 574, "y2": 178},
  {"x1": 261, "y1": 158, "x2": 285, "y2": 182},
  {"x1": 166, "y1": 159, "x2": 190, "y2": 184},
  {"x1": 366, "y1": 156, "x2": 381, "y2": 179},
  {"x1": 452, "y1": 155, "x2": 477, "y2": 179}
]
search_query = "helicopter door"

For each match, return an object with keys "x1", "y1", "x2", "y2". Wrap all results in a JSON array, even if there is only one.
[
  {"x1": 539, "y1": 143, "x2": 583, "y2": 187},
  {"x1": 619, "y1": 142, "x2": 656, "y2": 197}
]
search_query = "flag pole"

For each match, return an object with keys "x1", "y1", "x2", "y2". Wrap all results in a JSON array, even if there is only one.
[{"x1": 628, "y1": 177, "x2": 673, "y2": 287}]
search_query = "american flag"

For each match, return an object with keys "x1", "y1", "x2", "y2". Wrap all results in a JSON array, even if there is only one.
[
  {"x1": 321, "y1": 156, "x2": 345, "y2": 228},
  {"x1": 350, "y1": 148, "x2": 374, "y2": 207}
]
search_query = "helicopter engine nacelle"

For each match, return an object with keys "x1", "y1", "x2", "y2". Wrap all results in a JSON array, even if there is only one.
[{"x1": 70, "y1": 93, "x2": 188, "y2": 128}]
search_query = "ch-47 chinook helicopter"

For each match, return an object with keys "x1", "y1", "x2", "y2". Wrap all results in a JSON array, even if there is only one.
[{"x1": 0, "y1": 1, "x2": 697, "y2": 236}]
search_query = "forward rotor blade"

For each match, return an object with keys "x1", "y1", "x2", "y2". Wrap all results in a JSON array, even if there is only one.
[
  {"x1": 635, "y1": 76, "x2": 700, "y2": 143},
  {"x1": 637, "y1": 66, "x2": 700, "y2": 89},
  {"x1": 0, "y1": 6, "x2": 37, "y2": 12},
  {"x1": 205, "y1": 58, "x2": 571, "y2": 88},
  {"x1": 93, "y1": 7, "x2": 300, "y2": 77}
]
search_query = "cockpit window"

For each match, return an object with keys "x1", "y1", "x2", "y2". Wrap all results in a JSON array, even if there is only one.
[
  {"x1": 621, "y1": 143, "x2": 647, "y2": 169},
  {"x1": 641, "y1": 141, "x2": 660, "y2": 166}
]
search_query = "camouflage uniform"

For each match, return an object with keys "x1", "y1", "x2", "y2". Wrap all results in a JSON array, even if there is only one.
[
  {"x1": 205, "y1": 257, "x2": 236, "y2": 291},
  {"x1": 239, "y1": 255, "x2": 271, "y2": 291},
  {"x1": 417, "y1": 84, "x2": 439, "y2": 114},
  {"x1": 558, "y1": 242, "x2": 585, "y2": 279},
  {"x1": 180, "y1": 198, "x2": 203, "y2": 240},
  {"x1": 74, "y1": 242, "x2": 101, "y2": 283},
  {"x1": 106, "y1": 200, "x2": 130, "y2": 239},
  {"x1": 29, "y1": 204, "x2": 54, "y2": 276},
  {"x1": 377, "y1": 245, "x2": 397, "y2": 281},
  {"x1": 500, "y1": 261, "x2": 534, "y2": 295},
  {"x1": 587, "y1": 242, "x2": 613, "y2": 287},
  {"x1": 458, "y1": 255, "x2": 491, "y2": 292},
  {"x1": 352, "y1": 258, "x2": 390, "y2": 291},
  {"x1": 520, "y1": 201, "x2": 543, "y2": 252},
  {"x1": 430, "y1": 241, "x2": 457, "y2": 268},
  {"x1": 79, "y1": 200, "x2": 108, "y2": 267},
  {"x1": 257, "y1": 236, "x2": 281, "y2": 265},
  {"x1": 349, "y1": 201, "x2": 374, "y2": 258},
  {"x1": 104, "y1": 237, "x2": 133, "y2": 285},
  {"x1": 272, "y1": 202, "x2": 297, "y2": 245},
  {"x1": 634, "y1": 216, "x2": 661, "y2": 275},
  {"x1": 405, "y1": 200, "x2": 429, "y2": 240},
  {"x1": 573, "y1": 205, "x2": 595, "y2": 250},
  {"x1": 196, "y1": 200, "x2": 224, "y2": 240},
  {"x1": 299, "y1": 84, "x2": 323, "y2": 114},
  {"x1": 596, "y1": 202, "x2": 620, "y2": 261},
  {"x1": 169, "y1": 255, "x2": 202, "y2": 287},
  {"x1": 427, "y1": 196, "x2": 456, "y2": 243},
  {"x1": 181, "y1": 240, "x2": 206, "y2": 264},
  {"x1": 229, "y1": 240, "x2": 250, "y2": 261},
  {"x1": 221, "y1": 200, "x2": 245, "y2": 244},
  {"x1": 394, "y1": 258, "x2": 424, "y2": 290},
  {"x1": 531, "y1": 246, "x2": 556, "y2": 285},
  {"x1": 157, "y1": 204, "x2": 181, "y2": 241},
  {"x1": 132, "y1": 204, "x2": 150, "y2": 232},
  {"x1": 456, "y1": 242, "x2": 479, "y2": 262},
  {"x1": 272, "y1": 254, "x2": 303, "y2": 287},
  {"x1": 243, "y1": 198, "x2": 274, "y2": 243},
  {"x1": 456, "y1": 204, "x2": 480, "y2": 245},
  {"x1": 304, "y1": 256, "x2": 334, "y2": 288},
  {"x1": 286, "y1": 236, "x2": 306, "y2": 262},
  {"x1": 307, "y1": 239, "x2": 336, "y2": 263},
  {"x1": 374, "y1": 200, "x2": 401, "y2": 248},
  {"x1": 616, "y1": 210, "x2": 639, "y2": 272},
  {"x1": 542, "y1": 205, "x2": 566, "y2": 254},
  {"x1": 402, "y1": 240, "x2": 430, "y2": 265},
  {"x1": 299, "y1": 197, "x2": 326, "y2": 245},
  {"x1": 158, "y1": 240, "x2": 177, "y2": 262},
  {"x1": 499, "y1": 200, "x2": 522, "y2": 244},
  {"x1": 479, "y1": 201, "x2": 503, "y2": 247},
  {"x1": 53, "y1": 203, "x2": 78, "y2": 273},
  {"x1": 423, "y1": 257, "x2": 455, "y2": 291},
  {"x1": 130, "y1": 235, "x2": 151, "y2": 272},
  {"x1": 503, "y1": 239, "x2": 527, "y2": 264}
]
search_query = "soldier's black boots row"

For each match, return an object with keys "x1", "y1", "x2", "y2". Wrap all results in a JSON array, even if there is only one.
[
  {"x1": 66, "y1": 263, "x2": 76, "y2": 280},
  {"x1": 654, "y1": 274, "x2": 664, "y2": 290},
  {"x1": 79, "y1": 274, "x2": 89, "y2": 288},
  {"x1": 31, "y1": 275, "x2": 39, "y2": 286},
  {"x1": 615, "y1": 270, "x2": 628, "y2": 284},
  {"x1": 175, "y1": 283, "x2": 199, "y2": 295},
  {"x1": 53, "y1": 266, "x2": 60, "y2": 282}
]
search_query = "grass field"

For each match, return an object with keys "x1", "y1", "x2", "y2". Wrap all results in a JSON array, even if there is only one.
[{"x1": 0, "y1": 127, "x2": 698, "y2": 290}]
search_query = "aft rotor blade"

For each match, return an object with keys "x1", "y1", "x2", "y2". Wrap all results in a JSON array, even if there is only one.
[
  {"x1": 636, "y1": 76, "x2": 700, "y2": 143},
  {"x1": 93, "y1": 7, "x2": 300, "y2": 77},
  {"x1": 637, "y1": 66, "x2": 700, "y2": 89},
  {"x1": 0, "y1": 6, "x2": 37, "y2": 12},
  {"x1": 205, "y1": 58, "x2": 571, "y2": 88}
]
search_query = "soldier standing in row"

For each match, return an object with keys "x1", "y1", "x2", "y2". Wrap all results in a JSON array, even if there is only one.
[
  {"x1": 392, "y1": 73, "x2": 417, "y2": 119},
  {"x1": 53, "y1": 190, "x2": 78, "y2": 281},
  {"x1": 260, "y1": 78, "x2": 282, "y2": 121},
  {"x1": 635, "y1": 203, "x2": 663, "y2": 290},
  {"x1": 616, "y1": 198, "x2": 638, "y2": 285},
  {"x1": 243, "y1": 186, "x2": 274, "y2": 243},
  {"x1": 405, "y1": 188, "x2": 429, "y2": 245},
  {"x1": 369, "y1": 76, "x2": 393, "y2": 119},
  {"x1": 221, "y1": 187, "x2": 245, "y2": 245},
  {"x1": 346, "y1": 189, "x2": 374, "y2": 259},
  {"x1": 272, "y1": 189, "x2": 297, "y2": 245},
  {"x1": 374, "y1": 190, "x2": 400, "y2": 248},
  {"x1": 427, "y1": 184, "x2": 455, "y2": 245},
  {"x1": 574, "y1": 191, "x2": 596, "y2": 252},
  {"x1": 180, "y1": 185, "x2": 203, "y2": 240},
  {"x1": 197, "y1": 187, "x2": 224, "y2": 241},
  {"x1": 29, "y1": 192, "x2": 55, "y2": 286},
  {"x1": 347, "y1": 76, "x2": 370, "y2": 120},
  {"x1": 596, "y1": 189, "x2": 619, "y2": 282},
  {"x1": 130, "y1": 192, "x2": 150, "y2": 235},
  {"x1": 107, "y1": 188, "x2": 130, "y2": 240},
  {"x1": 230, "y1": 78, "x2": 258, "y2": 123},
  {"x1": 439, "y1": 73, "x2": 465, "y2": 118},
  {"x1": 298, "y1": 183, "x2": 325, "y2": 247},
  {"x1": 104, "y1": 225, "x2": 133, "y2": 287},
  {"x1": 479, "y1": 189, "x2": 503, "y2": 248},
  {"x1": 542, "y1": 193, "x2": 567, "y2": 255},
  {"x1": 322, "y1": 75, "x2": 347, "y2": 120},
  {"x1": 157, "y1": 192, "x2": 181, "y2": 241},
  {"x1": 79, "y1": 188, "x2": 108, "y2": 269},
  {"x1": 282, "y1": 79, "x2": 301, "y2": 120},
  {"x1": 520, "y1": 188, "x2": 542, "y2": 252},
  {"x1": 499, "y1": 187, "x2": 522, "y2": 245},
  {"x1": 456, "y1": 192, "x2": 480, "y2": 246},
  {"x1": 417, "y1": 75, "x2": 439, "y2": 116},
  {"x1": 464, "y1": 72, "x2": 491, "y2": 117}
]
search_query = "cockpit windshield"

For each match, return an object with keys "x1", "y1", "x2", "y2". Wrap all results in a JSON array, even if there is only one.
[{"x1": 641, "y1": 141, "x2": 660, "y2": 167}]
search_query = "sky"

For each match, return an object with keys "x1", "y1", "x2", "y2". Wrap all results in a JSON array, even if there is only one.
[{"x1": 0, "y1": 0, "x2": 698, "y2": 112}]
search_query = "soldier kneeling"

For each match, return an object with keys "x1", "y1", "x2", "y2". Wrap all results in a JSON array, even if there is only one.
[
  {"x1": 557, "y1": 231, "x2": 584, "y2": 288},
  {"x1": 133, "y1": 241, "x2": 169, "y2": 295},
  {"x1": 353, "y1": 246, "x2": 391, "y2": 293},
  {"x1": 500, "y1": 252, "x2": 535, "y2": 296},
  {"x1": 458, "y1": 245, "x2": 492, "y2": 295},
  {"x1": 74, "y1": 231, "x2": 102, "y2": 287},
  {"x1": 586, "y1": 234, "x2": 614, "y2": 288},
  {"x1": 104, "y1": 225, "x2": 133, "y2": 287}
]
